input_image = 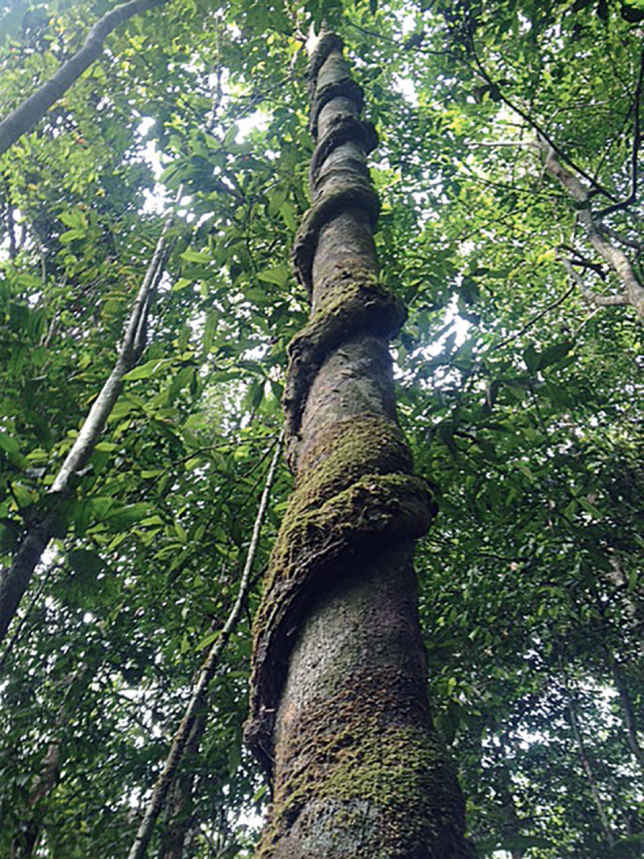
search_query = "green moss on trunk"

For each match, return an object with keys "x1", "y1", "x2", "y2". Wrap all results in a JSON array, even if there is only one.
[
  {"x1": 247, "y1": 28, "x2": 472, "y2": 859},
  {"x1": 258, "y1": 666, "x2": 469, "y2": 859},
  {"x1": 246, "y1": 449, "x2": 436, "y2": 774}
]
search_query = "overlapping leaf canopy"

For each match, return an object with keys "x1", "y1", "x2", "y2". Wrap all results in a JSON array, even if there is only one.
[{"x1": 0, "y1": 0, "x2": 641, "y2": 856}]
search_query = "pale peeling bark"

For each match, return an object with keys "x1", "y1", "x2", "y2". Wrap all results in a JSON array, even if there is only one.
[
  {"x1": 246, "y1": 32, "x2": 472, "y2": 858},
  {"x1": 0, "y1": 0, "x2": 168, "y2": 156},
  {"x1": 540, "y1": 139, "x2": 644, "y2": 321}
]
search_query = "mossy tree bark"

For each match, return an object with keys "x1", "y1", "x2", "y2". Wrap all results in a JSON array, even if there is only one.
[{"x1": 245, "y1": 31, "x2": 473, "y2": 858}]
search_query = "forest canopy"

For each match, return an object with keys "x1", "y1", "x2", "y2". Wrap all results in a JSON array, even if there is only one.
[{"x1": 0, "y1": 0, "x2": 642, "y2": 856}]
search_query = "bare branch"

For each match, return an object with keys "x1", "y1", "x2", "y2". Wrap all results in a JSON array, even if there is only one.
[
  {"x1": 560, "y1": 256, "x2": 628, "y2": 309},
  {"x1": 0, "y1": 561, "x2": 60, "y2": 672},
  {"x1": 598, "y1": 224, "x2": 642, "y2": 252},
  {"x1": 0, "y1": 201, "x2": 178, "y2": 645},
  {"x1": 492, "y1": 282, "x2": 576, "y2": 352},
  {"x1": 559, "y1": 244, "x2": 607, "y2": 278},
  {"x1": 568, "y1": 701, "x2": 615, "y2": 847}
]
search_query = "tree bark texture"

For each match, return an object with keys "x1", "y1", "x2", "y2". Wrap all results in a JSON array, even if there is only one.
[{"x1": 245, "y1": 32, "x2": 472, "y2": 858}]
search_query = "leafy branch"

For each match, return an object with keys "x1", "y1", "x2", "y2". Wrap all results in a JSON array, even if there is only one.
[
  {"x1": 0, "y1": 0, "x2": 169, "y2": 156},
  {"x1": 127, "y1": 430, "x2": 283, "y2": 859},
  {"x1": 597, "y1": 46, "x2": 644, "y2": 218},
  {"x1": 0, "y1": 201, "x2": 177, "y2": 644}
]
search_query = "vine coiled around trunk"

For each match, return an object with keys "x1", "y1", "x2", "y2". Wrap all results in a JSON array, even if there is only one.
[{"x1": 243, "y1": 33, "x2": 468, "y2": 858}]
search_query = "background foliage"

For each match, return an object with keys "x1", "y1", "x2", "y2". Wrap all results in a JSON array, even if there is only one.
[{"x1": 0, "y1": 0, "x2": 642, "y2": 856}]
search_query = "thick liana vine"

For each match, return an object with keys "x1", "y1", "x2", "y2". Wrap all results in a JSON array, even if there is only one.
[
  {"x1": 245, "y1": 30, "x2": 436, "y2": 785},
  {"x1": 245, "y1": 27, "x2": 473, "y2": 859}
]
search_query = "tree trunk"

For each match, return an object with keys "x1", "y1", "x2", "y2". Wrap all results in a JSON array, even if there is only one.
[
  {"x1": 0, "y1": 209, "x2": 172, "y2": 644},
  {"x1": 158, "y1": 710, "x2": 206, "y2": 859},
  {"x1": 568, "y1": 703, "x2": 614, "y2": 847},
  {"x1": 128, "y1": 432, "x2": 282, "y2": 859},
  {"x1": 606, "y1": 651, "x2": 644, "y2": 775},
  {"x1": 245, "y1": 31, "x2": 472, "y2": 858},
  {"x1": 0, "y1": 0, "x2": 168, "y2": 156},
  {"x1": 10, "y1": 664, "x2": 89, "y2": 857}
]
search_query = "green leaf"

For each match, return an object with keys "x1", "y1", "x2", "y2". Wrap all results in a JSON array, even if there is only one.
[
  {"x1": 10, "y1": 483, "x2": 37, "y2": 508},
  {"x1": 202, "y1": 310, "x2": 217, "y2": 353},
  {"x1": 279, "y1": 200, "x2": 296, "y2": 231},
  {"x1": 172, "y1": 277, "x2": 193, "y2": 292},
  {"x1": 104, "y1": 503, "x2": 153, "y2": 530},
  {"x1": 181, "y1": 248, "x2": 211, "y2": 264},
  {"x1": 257, "y1": 265, "x2": 289, "y2": 287},
  {"x1": 195, "y1": 628, "x2": 221, "y2": 651},
  {"x1": 59, "y1": 210, "x2": 87, "y2": 229},
  {"x1": 123, "y1": 358, "x2": 172, "y2": 381},
  {"x1": 0, "y1": 432, "x2": 24, "y2": 467},
  {"x1": 174, "y1": 520, "x2": 188, "y2": 542},
  {"x1": 59, "y1": 228, "x2": 85, "y2": 244},
  {"x1": 539, "y1": 339, "x2": 573, "y2": 370},
  {"x1": 523, "y1": 344, "x2": 540, "y2": 372},
  {"x1": 227, "y1": 738, "x2": 241, "y2": 775}
]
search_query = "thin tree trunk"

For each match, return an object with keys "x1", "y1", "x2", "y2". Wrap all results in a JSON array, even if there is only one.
[
  {"x1": 128, "y1": 431, "x2": 283, "y2": 859},
  {"x1": 158, "y1": 710, "x2": 207, "y2": 859},
  {"x1": 0, "y1": 0, "x2": 167, "y2": 156},
  {"x1": 0, "y1": 210, "x2": 173, "y2": 644},
  {"x1": 245, "y1": 30, "x2": 472, "y2": 858},
  {"x1": 494, "y1": 749, "x2": 525, "y2": 859},
  {"x1": 568, "y1": 702, "x2": 615, "y2": 847},
  {"x1": 606, "y1": 650, "x2": 644, "y2": 774},
  {"x1": 603, "y1": 555, "x2": 643, "y2": 636},
  {"x1": 10, "y1": 664, "x2": 89, "y2": 857},
  {"x1": 598, "y1": 560, "x2": 643, "y2": 773}
]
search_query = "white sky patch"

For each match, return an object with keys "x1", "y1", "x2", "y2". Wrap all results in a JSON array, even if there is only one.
[
  {"x1": 136, "y1": 116, "x2": 170, "y2": 215},
  {"x1": 236, "y1": 110, "x2": 270, "y2": 141},
  {"x1": 394, "y1": 295, "x2": 471, "y2": 384},
  {"x1": 394, "y1": 73, "x2": 418, "y2": 107}
]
